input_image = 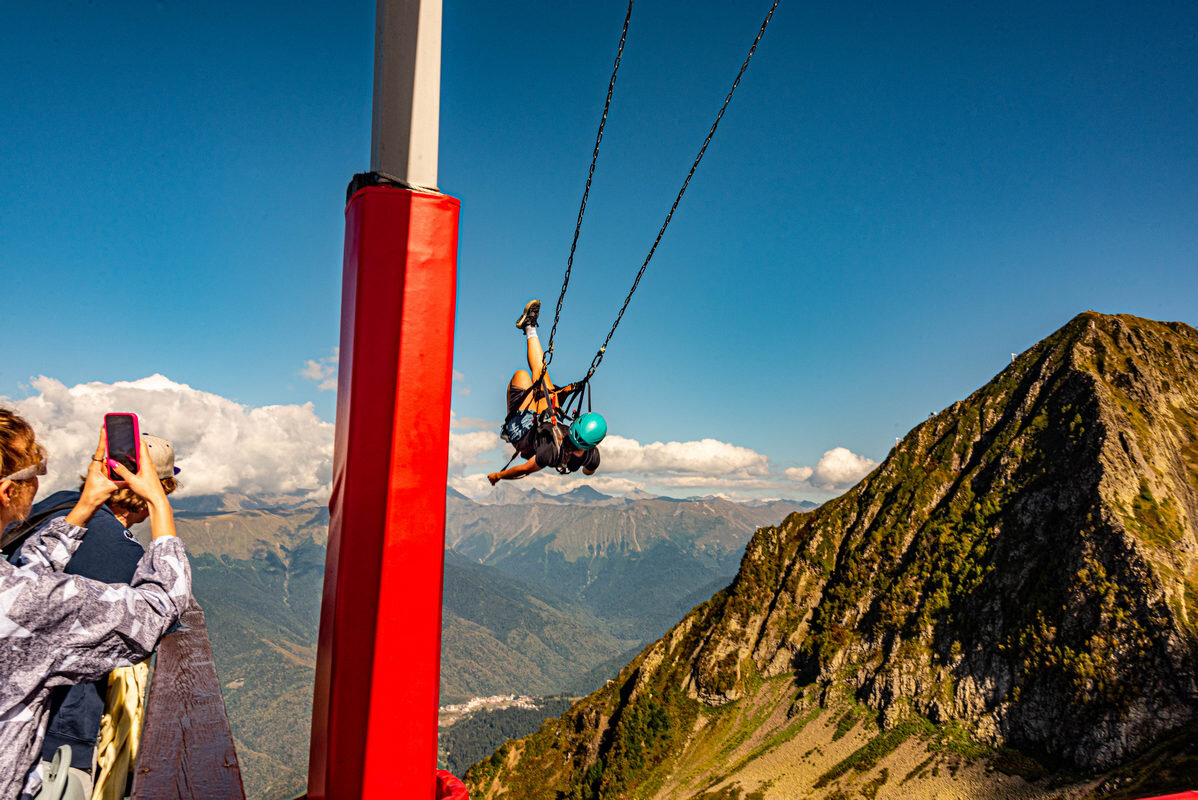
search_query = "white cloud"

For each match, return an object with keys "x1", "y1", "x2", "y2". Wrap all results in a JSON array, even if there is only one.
[
  {"x1": 450, "y1": 472, "x2": 496, "y2": 498},
  {"x1": 451, "y1": 368, "x2": 472, "y2": 396},
  {"x1": 450, "y1": 411, "x2": 497, "y2": 430},
  {"x1": 5, "y1": 374, "x2": 877, "y2": 503},
  {"x1": 444, "y1": 431, "x2": 879, "y2": 499},
  {"x1": 300, "y1": 349, "x2": 339, "y2": 392},
  {"x1": 446, "y1": 472, "x2": 647, "y2": 500},
  {"x1": 783, "y1": 466, "x2": 814, "y2": 482},
  {"x1": 781, "y1": 448, "x2": 876, "y2": 491},
  {"x1": 10, "y1": 375, "x2": 335, "y2": 498},
  {"x1": 447, "y1": 430, "x2": 504, "y2": 476},
  {"x1": 8, "y1": 374, "x2": 516, "y2": 500},
  {"x1": 651, "y1": 476, "x2": 786, "y2": 490},
  {"x1": 601, "y1": 435, "x2": 770, "y2": 477},
  {"x1": 809, "y1": 447, "x2": 877, "y2": 490}
]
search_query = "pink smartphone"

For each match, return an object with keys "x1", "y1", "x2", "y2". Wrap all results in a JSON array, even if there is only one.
[{"x1": 104, "y1": 413, "x2": 140, "y2": 480}]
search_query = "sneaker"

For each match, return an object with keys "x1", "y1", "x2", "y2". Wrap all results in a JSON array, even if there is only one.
[{"x1": 515, "y1": 299, "x2": 541, "y2": 329}]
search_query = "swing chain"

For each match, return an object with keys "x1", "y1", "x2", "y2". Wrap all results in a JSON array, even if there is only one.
[
  {"x1": 587, "y1": 0, "x2": 780, "y2": 375},
  {"x1": 543, "y1": 1, "x2": 634, "y2": 373}
]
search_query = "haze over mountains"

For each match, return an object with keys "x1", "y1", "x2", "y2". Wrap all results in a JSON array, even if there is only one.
[
  {"x1": 447, "y1": 487, "x2": 812, "y2": 642},
  {"x1": 468, "y1": 312, "x2": 1198, "y2": 799},
  {"x1": 179, "y1": 484, "x2": 810, "y2": 797}
]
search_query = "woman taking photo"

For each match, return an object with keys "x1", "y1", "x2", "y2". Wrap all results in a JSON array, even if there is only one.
[{"x1": 0, "y1": 408, "x2": 191, "y2": 800}]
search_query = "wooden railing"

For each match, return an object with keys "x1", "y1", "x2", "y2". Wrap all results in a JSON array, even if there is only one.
[{"x1": 131, "y1": 601, "x2": 245, "y2": 799}]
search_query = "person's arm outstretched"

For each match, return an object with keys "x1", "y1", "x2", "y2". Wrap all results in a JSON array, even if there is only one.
[
  {"x1": 16, "y1": 430, "x2": 116, "y2": 571},
  {"x1": 488, "y1": 457, "x2": 543, "y2": 485},
  {"x1": 108, "y1": 437, "x2": 177, "y2": 540},
  {"x1": 6, "y1": 438, "x2": 190, "y2": 679}
]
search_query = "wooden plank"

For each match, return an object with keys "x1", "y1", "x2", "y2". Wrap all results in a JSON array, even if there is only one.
[{"x1": 131, "y1": 600, "x2": 245, "y2": 800}]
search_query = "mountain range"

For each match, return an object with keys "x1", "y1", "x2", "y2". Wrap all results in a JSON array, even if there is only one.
[
  {"x1": 466, "y1": 312, "x2": 1198, "y2": 799},
  {"x1": 446, "y1": 488, "x2": 812, "y2": 641},
  {"x1": 176, "y1": 484, "x2": 809, "y2": 797}
]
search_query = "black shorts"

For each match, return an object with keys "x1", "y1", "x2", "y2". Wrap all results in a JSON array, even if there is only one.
[{"x1": 507, "y1": 384, "x2": 546, "y2": 415}]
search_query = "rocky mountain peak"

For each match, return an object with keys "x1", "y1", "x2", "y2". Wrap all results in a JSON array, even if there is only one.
[
  {"x1": 556, "y1": 485, "x2": 614, "y2": 504},
  {"x1": 468, "y1": 312, "x2": 1198, "y2": 798}
]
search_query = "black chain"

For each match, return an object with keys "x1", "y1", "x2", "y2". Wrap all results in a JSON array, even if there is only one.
[
  {"x1": 586, "y1": 0, "x2": 781, "y2": 376},
  {"x1": 542, "y1": 1, "x2": 634, "y2": 372}
]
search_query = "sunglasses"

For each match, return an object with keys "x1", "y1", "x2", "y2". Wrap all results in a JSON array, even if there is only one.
[{"x1": 1, "y1": 456, "x2": 47, "y2": 483}]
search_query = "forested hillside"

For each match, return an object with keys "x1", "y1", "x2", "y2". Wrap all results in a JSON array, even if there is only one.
[{"x1": 182, "y1": 489, "x2": 807, "y2": 796}]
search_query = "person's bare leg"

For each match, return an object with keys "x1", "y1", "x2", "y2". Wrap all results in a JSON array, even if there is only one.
[
  {"x1": 524, "y1": 330, "x2": 554, "y2": 390},
  {"x1": 516, "y1": 300, "x2": 554, "y2": 410},
  {"x1": 508, "y1": 370, "x2": 539, "y2": 413}
]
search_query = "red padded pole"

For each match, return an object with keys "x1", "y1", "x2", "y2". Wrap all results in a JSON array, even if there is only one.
[
  {"x1": 308, "y1": 185, "x2": 460, "y2": 799},
  {"x1": 436, "y1": 770, "x2": 470, "y2": 800}
]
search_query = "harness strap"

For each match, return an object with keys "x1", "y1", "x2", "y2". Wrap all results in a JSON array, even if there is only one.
[
  {"x1": 502, "y1": 374, "x2": 596, "y2": 474},
  {"x1": 556, "y1": 375, "x2": 594, "y2": 423},
  {"x1": 499, "y1": 448, "x2": 522, "y2": 473}
]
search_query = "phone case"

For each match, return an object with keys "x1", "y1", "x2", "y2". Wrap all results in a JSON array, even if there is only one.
[{"x1": 104, "y1": 412, "x2": 141, "y2": 480}]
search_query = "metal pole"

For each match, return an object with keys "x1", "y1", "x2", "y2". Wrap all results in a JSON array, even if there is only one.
[
  {"x1": 371, "y1": 0, "x2": 441, "y2": 190},
  {"x1": 309, "y1": 1, "x2": 461, "y2": 797}
]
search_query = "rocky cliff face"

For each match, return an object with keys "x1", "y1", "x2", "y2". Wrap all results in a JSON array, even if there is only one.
[{"x1": 466, "y1": 312, "x2": 1198, "y2": 798}]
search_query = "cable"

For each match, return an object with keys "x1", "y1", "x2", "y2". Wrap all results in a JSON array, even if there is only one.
[
  {"x1": 542, "y1": 0, "x2": 634, "y2": 372},
  {"x1": 586, "y1": 0, "x2": 781, "y2": 376}
]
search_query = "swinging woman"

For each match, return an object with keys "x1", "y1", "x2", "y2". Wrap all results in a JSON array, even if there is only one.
[{"x1": 488, "y1": 300, "x2": 607, "y2": 485}]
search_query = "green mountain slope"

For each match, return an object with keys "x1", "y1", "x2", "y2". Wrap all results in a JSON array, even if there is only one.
[
  {"x1": 467, "y1": 312, "x2": 1198, "y2": 799},
  {"x1": 440, "y1": 551, "x2": 640, "y2": 703},
  {"x1": 440, "y1": 697, "x2": 575, "y2": 777},
  {"x1": 180, "y1": 507, "x2": 328, "y2": 800}
]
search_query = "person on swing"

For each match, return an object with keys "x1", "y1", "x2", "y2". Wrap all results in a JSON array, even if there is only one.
[{"x1": 488, "y1": 299, "x2": 607, "y2": 486}]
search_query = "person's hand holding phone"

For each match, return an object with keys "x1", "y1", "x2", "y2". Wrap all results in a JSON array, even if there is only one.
[
  {"x1": 107, "y1": 439, "x2": 166, "y2": 505},
  {"x1": 66, "y1": 429, "x2": 120, "y2": 527},
  {"x1": 108, "y1": 439, "x2": 178, "y2": 540}
]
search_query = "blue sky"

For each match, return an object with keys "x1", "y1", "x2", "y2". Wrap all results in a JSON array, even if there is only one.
[{"x1": 2, "y1": 1, "x2": 1196, "y2": 500}]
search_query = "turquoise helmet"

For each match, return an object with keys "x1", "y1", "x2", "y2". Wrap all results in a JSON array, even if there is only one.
[{"x1": 567, "y1": 412, "x2": 607, "y2": 450}]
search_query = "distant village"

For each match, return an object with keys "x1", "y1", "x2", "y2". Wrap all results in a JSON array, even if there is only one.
[{"x1": 440, "y1": 694, "x2": 540, "y2": 716}]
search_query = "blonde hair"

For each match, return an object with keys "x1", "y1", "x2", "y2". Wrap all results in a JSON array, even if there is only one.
[
  {"x1": 109, "y1": 476, "x2": 179, "y2": 514},
  {"x1": 74, "y1": 476, "x2": 179, "y2": 514},
  {"x1": 0, "y1": 407, "x2": 46, "y2": 506}
]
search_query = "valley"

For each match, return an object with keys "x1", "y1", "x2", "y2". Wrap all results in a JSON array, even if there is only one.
[{"x1": 178, "y1": 487, "x2": 802, "y2": 797}]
